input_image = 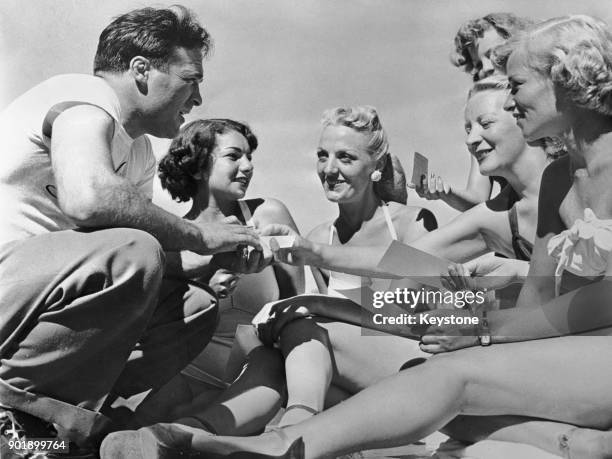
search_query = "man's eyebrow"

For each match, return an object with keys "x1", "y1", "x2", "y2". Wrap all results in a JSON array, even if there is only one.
[{"x1": 179, "y1": 68, "x2": 204, "y2": 80}]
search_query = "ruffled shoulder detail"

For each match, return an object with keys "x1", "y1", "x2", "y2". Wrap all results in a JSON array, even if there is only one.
[{"x1": 547, "y1": 208, "x2": 612, "y2": 294}]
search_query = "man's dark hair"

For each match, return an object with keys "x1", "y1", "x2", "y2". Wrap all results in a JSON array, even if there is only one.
[{"x1": 94, "y1": 5, "x2": 212, "y2": 74}]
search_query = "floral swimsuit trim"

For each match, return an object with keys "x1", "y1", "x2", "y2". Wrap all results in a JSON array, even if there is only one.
[{"x1": 547, "y1": 208, "x2": 612, "y2": 296}]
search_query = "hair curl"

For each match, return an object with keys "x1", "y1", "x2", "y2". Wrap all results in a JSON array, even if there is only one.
[
  {"x1": 321, "y1": 106, "x2": 407, "y2": 204},
  {"x1": 451, "y1": 13, "x2": 534, "y2": 79},
  {"x1": 495, "y1": 15, "x2": 612, "y2": 117},
  {"x1": 468, "y1": 74, "x2": 511, "y2": 98},
  {"x1": 94, "y1": 5, "x2": 212, "y2": 74},
  {"x1": 158, "y1": 119, "x2": 258, "y2": 202}
]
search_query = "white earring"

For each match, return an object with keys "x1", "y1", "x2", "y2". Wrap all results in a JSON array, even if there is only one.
[{"x1": 370, "y1": 170, "x2": 382, "y2": 182}]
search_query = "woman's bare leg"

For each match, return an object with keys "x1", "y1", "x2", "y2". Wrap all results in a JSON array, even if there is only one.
[
  {"x1": 444, "y1": 415, "x2": 612, "y2": 458},
  {"x1": 180, "y1": 346, "x2": 286, "y2": 435},
  {"x1": 276, "y1": 319, "x2": 334, "y2": 426},
  {"x1": 316, "y1": 320, "x2": 427, "y2": 392},
  {"x1": 275, "y1": 317, "x2": 426, "y2": 426},
  {"x1": 177, "y1": 336, "x2": 612, "y2": 458}
]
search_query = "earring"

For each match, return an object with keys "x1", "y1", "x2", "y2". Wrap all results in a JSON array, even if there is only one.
[{"x1": 370, "y1": 170, "x2": 382, "y2": 182}]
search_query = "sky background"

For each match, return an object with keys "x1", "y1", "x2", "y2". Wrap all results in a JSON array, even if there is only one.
[{"x1": 2, "y1": 0, "x2": 612, "y2": 235}]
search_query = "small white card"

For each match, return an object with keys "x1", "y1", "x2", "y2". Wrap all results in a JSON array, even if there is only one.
[
  {"x1": 377, "y1": 240, "x2": 450, "y2": 288},
  {"x1": 260, "y1": 235, "x2": 296, "y2": 250}
]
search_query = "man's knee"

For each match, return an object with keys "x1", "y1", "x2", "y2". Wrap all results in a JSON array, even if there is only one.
[{"x1": 109, "y1": 228, "x2": 164, "y2": 274}]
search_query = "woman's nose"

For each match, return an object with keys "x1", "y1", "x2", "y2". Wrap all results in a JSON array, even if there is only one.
[
  {"x1": 324, "y1": 157, "x2": 339, "y2": 175},
  {"x1": 239, "y1": 156, "x2": 253, "y2": 174},
  {"x1": 503, "y1": 92, "x2": 517, "y2": 112},
  {"x1": 465, "y1": 127, "x2": 481, "y2": 150},
  {"x1": 478, "y1": 57, "x2": 495, "y2": 80}
]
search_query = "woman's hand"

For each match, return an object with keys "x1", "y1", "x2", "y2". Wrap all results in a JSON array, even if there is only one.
[
  {"x1": 252, "y1": 297, "x2": 316, "y2": 346},
  {"x1": 411, "y1": 171, "x2": 451, "y2": 201},
  {"x1": 259, "y1": 224, "x2": 323, "y2": 266},
  {"x1": 441, "y1": 256, "x2": 529, "y2": 292},
  {"x1": 209, "y1": 268, "x2": 241, "y2": 299},
  {"x1": 211, "y1": 245, "x2": 273, "y2": 274},
  {"x1": 418, "y1": 309, "x2": 479, "y2": 354}
]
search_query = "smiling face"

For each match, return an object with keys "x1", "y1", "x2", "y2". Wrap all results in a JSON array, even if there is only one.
[
  {"x1": 144, "y1": 46, "x2": 204, "y2": 138},
  {"x1": 208, "y1": 130, "x2": 254, "y2": 202},
  {"x1": 316, "y1": 125, "x2": 377, "y2": 204},
  {"x1": 464, "y1": 89, "x2": 526, "y2": 176},
  {"x1": 467, "y1": 29, "x2": 506, "y2": 81},
  {"x1": 505, "y1": 48, "x2": 569, "y2": 142}
]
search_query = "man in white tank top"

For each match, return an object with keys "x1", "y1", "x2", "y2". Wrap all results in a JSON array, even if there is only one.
[{"x1": 0, "y1": 6, "x2": 261, "y2": 452}]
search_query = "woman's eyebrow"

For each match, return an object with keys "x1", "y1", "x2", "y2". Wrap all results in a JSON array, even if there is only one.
[{"x1": 221, "y1": 146, "x2": 244, "y2": 153}]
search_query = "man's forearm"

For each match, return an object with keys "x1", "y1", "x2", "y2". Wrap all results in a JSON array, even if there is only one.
[{"x1": 68, "y1": 176, "x2": 202, "y2": 252}]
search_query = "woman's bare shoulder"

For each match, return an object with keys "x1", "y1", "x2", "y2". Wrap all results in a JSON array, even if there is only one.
[
  {"x1": 247, "y1": 197, "x2": 294, "y2": 225},
  {"x1": 387, "y1": 202, "x2": 438, "y2": 232},
  {"x1": 307, "y1": 220, "x2": 333, "y2": 244}
]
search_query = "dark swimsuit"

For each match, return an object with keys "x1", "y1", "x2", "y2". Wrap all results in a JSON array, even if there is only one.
[{"x1": 486, "y1": 185, "x2": 533, "y2": 261}]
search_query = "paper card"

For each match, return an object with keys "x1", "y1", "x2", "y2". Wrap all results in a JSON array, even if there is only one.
[
  {"x1": 410, "y1": 152, "x2": 429, "y2": 188},
  {"x1": 260, "y1": 235, "x2": 296, "y2": 251},
  {"x1": 377, "y1": 240, "x2": 451, "y2": 288}
]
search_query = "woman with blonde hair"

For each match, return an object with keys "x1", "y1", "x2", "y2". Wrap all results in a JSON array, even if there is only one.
[
  {"x1": 259, "y1": 105, "x2": 436, "y2": 427},
  {"x1": 416, "y1": 13, "x2": 535, "y2": 211}
]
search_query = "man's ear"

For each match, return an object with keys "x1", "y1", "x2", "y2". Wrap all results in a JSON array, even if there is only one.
[{"x1": 130, "y1": 56, "x2": 150, "y2": 92}]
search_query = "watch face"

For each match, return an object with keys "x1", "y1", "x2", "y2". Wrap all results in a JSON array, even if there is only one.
[{"x1": 479, "y1": 335, "x2": 491, "y2": 346}]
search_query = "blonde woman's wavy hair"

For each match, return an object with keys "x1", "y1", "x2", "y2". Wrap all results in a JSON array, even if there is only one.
[
  {"x1": 494, "y1": 15, "x2": 612, "y2": 116},
  {"x1": 321, "y1": 106, "x2": 407, "y2": 204},
  {"x1": 468, "y1": 74, "x2": 511, "y2": 98}
]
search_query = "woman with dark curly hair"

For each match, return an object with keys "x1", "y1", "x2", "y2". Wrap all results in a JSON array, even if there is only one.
[{"x1": 138, "y1": 119, "x2": 303, "y2": 426}]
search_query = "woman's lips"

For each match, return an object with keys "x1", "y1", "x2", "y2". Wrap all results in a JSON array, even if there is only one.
[
  {"x1": 474, "y1": 149, "x2": 493, "y2": 163},
  {"x1": 325, "y1": 180, "x2": 345, "y2": 189}
]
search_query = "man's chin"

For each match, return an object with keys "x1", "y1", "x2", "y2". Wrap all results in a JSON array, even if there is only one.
[{"x1": 150, "y1": 125, "x2": 180, "y2": 139}]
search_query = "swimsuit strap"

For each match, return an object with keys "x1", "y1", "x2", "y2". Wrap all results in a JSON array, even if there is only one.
[
  {"x1": 508, "y1": 205, "x2": 533, "y2": 261},
  {"x1": 508, "y1": 205, "x2": 520, "y2": 238},
  {"x1": 381, "y1": 201, "x2": 398, "y2": 241},
  {"x1": 238, "y1": 200, "x2": 255, "y2": 227}
]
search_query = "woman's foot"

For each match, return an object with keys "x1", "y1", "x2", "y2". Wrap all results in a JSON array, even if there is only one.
[
  {"x1": 100, "y1": 422, "x2": 196, "y2": 459},
  {"x1": 190, "y1": 429, "x2": 303, "y2": 458},
  {"x1": 101, "y1": 422, "x2": 303, "y2": 459},
  {"x1": 559, "y1": 427, "x2": 612, "y2": 459}
]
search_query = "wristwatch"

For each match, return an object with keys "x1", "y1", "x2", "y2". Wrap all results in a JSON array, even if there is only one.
[{"x1": 478, "y1": 310, "x2": 491, "y2": 346}]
